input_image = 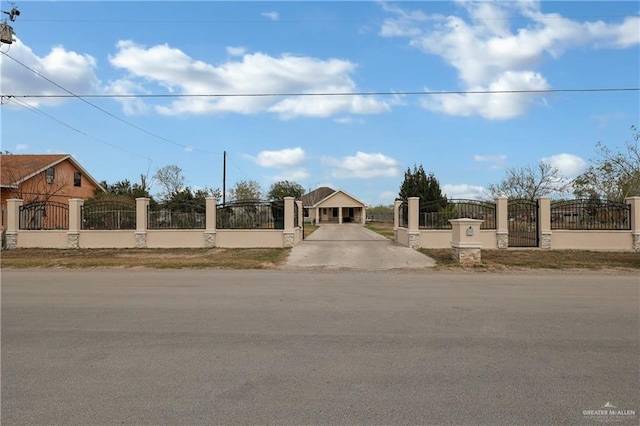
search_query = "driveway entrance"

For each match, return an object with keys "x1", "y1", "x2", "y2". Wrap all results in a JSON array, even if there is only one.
[{"x1": 284, "y1": 224, "x2": 435, "y2": 270}]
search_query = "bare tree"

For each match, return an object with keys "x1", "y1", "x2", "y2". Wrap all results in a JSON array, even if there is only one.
[
  {"x1": 153, "y1": 165, "x2": 186, "y2": 201},
  {"x1": 229, "y1": 180, "x2": 263, "y2": 201},
  {"x1": 573, "y1": 125, "x2": 640, "y2": 201},
  {"x1": 486, "y1": 161, "x2": 570, "y2": 200}
]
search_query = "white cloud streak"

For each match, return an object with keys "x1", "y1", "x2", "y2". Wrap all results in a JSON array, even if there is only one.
[{"x1": 322, "y1": 152, "x2": 401, "y2": 179}]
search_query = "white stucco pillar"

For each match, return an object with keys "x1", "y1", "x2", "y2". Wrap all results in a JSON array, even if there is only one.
[
  {"x1": 135, "y1": 197, "x2": 149, "y2": 248},
  {"x1": 626, "y1": 197, "x2": 640, "y2": 252},
  {"x1": 362, "y1": 206, "x2": 366, "y2": 224},
  {"x1": 4, "y1": 199, "x2": 22, "y2": 249},
  {"x1": 338, "y1": 206, "x2": 343, "y2": 224},
  {"x1": 315, "y1": 207, "x2": 320, "y2": 224},
  {"x1": 68, "y1": 198, "x2": 84, "y2": 248},
  {"x1": 205, "y1": 197, "x2": 217, "y2": 248},
  {"x1": 495, "y1": 196, "x2": 508, "y2": 249},
  {"x1": 537, "y1": 197, "x2": 552, "y2": 249}
]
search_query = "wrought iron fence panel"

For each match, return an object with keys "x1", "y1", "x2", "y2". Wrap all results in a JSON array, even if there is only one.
[
  {"x1": 148, "y1": 209, "x2": 205, "y2": 229},
  {"x1": 148, "y1": 201, "x2": 206, "y2": 229},
  {"x1": 82, "y1": 201, "x2": 136, "y2": 230},
  {"x1": 216, "y1": 200, "x2": 285, "y2": 229},
  {"x1": 508, "y1": 199, "x2": 538, "y2": 247},
  {"x1": 551, "y1": 199, "x2": 631, "y2": 230},
  {"x1": 19, "y1": 201, "x2": 69, "y2": 230},
  {"x1": 399, "y1": 202, "x2": 408, "y2": 228},
  {"x1": 419, "y1": 199, "x2": 496, "y2": 229}
]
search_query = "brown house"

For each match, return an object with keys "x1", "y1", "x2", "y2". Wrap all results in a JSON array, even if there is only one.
[{"x1": 1, "y1": 154, "x2": 104, "y2": 229}]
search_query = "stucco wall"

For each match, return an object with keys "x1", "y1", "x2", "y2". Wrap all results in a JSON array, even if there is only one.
[
  {"x1": 146, "y1": 230, "x2": 205, "y2": 248},
  {"x1": 317, "y1": 192, "x2": 365, "y2": 208},
  {"x1": 215, "y1": 230, "x2": 284, "y2": 248},
  {"x1": 396, "y1": 228, "x2": 409, "y2": 247},
  {"x1": 15, "y1": 231, "x2": 68, "y2": 248},
  {"x1": 79, "y1": 231, "x2": 137, "y2": 248},
  {"x1": 418, "y1": 230, "x2": 450, "y2": 248},
  {"x1": 551, "y1": 231, "x2": 632, "y2": 250}
]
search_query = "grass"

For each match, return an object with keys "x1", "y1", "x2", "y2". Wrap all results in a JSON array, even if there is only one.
[
  {"x1": 0, "y1": 248, "x2": 290, "y2": 269},
  {"x1": 420, "y1": 248, "x2": 640, "y2": 271},
  {"x1": 303, "y1": 223, "x2": 319, "y2": 239},
  {"x1": 365, "y1": 221, "x2": 395, "y2": 239}
]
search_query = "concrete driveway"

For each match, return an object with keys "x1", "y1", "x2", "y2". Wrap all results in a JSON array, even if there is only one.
[{"x1": 284, "y1": 224, "x2": 435, "y2": 270}]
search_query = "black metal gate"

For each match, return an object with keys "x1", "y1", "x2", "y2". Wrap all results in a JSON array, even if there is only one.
[{"x1": 508, "y1": 199, "x2": 538, "y2": 247}]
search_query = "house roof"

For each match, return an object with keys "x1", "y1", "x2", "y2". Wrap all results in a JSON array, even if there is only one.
[
  {"x1": 300, "y1": 187, "x2": 367, "y2": 208},
  {"x1": 0, "y1": 154, "x2": 105, "y2": 192},
  {"x1": 300, "y1": 186, "x2": 335, "y2": 206}
]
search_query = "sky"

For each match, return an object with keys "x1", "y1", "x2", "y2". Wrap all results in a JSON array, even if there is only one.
[{"x1": 1, "y1": 1, "x2": 638, "y2": 205}]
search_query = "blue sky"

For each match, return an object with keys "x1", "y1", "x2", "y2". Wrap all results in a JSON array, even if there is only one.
[{"x1": 1, "y1": 1, "x2": 638, "y2": 205}]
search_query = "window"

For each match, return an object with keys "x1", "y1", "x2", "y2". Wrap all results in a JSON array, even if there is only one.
[
  {"x1": 333, "y1": 207, "x2": 338, "y2": 216},
  {"x1": 303, "y1": 208, "x2": 309, "y2": 217},
  {"x1": 74, "y1": 172, "x2": 82, "y2": 187},
  {"x1": 45, "y1": 167, "x2": 55, "y2": 184}
]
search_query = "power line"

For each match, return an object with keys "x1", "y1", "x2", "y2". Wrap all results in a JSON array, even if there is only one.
[
  {"x1": 0, "y1": 50, "x2": 221, "y2": 155},
  {"x1": 6, "y1": 87, "x2": 639, "y2": 99},
  {"x1": 6, "y1": 96, "x2": 152, "y2": 161}
]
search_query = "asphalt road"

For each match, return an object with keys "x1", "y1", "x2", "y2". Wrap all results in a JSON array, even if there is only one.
[
  {"x1": 285, "y1": 224, "x2": 435, "y2": 269},
  {"x1": 2, "y1": 269, "x2": 638, "y2": 425}
]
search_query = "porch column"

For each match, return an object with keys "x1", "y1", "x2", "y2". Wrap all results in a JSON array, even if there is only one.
[
  {"x1": 495, "y1": 196, "x2": 508, "y2": 249},
  {"x1": 315, "y1": 207, "x2": 320, "y2": 224},
  {"x1": 361, "y1": 206, "x2": 366, "y2": 224},
  {"x1": 68, "y1": 198, "x2": 84, "y2": 248},
  {"x1": 626, "y1": 197, "x2": 640, "y2": 252},
  {"x1": 537, "y1": 197, "x2": 552, "y2": 249},
  {"x1": 205, "y1": 197, "x2": 217, "y2": 248},
  {"x1": 338, "y1": 207, "x2": 343, "y2": 224},
  {"x1": 5, "y1": 199, "x2": 22, "y2": 249},
  {"x1": 135, "y1": 197, "x2": 149, "y2": 248}
]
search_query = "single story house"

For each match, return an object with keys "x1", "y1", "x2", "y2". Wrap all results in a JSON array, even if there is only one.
[{"x1": 300, "y1": 187, "x2": 367, "y2": 224}]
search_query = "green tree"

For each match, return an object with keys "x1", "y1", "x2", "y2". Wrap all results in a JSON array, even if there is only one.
[
  {"x1": 486, "y1": 161, "x2": 570, "y2": 200},
  {"x1": 398, "y1": 164, "x2": 447, "y2": 210},
  {"x1": 267, "y1": 180, "x2": 305, "y2": 200},
  {"x1": 573, "y1": 125, "x2": 640, "y2": 201},
  {"x1": 229, "y1": 180, "x2": 263, "y2": 201}
]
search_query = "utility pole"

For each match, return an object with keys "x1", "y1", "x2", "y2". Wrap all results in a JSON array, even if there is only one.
[{"x1": 222, "y1": 150, "x2": 226, "y2": 206}]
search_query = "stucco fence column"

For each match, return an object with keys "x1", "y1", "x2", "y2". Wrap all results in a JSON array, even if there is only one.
[
  {"x1": 205, "y1": 197, "x2": 217, "y2": 248},
  {"x1": 627, "y1": 197, "x2": 640, "y2": 252},
  {"x1": 67, "y1": 199, "x2": 83, "y2": 248},
  {"x1": 450, "y1": 218, "x2": 483, "y2": 265},
  {"x1": 283, "y1": 197, "x2": 295, "y2": 247},
  {"x1": 393, "y1": 199, "x2": 402, "y2": 242},
  {"x1": 135, "y1": 197, "x2": 149, "y2": 248},
  {"x1": 408, "y1": 197, "x2": 420, "y2": 249},
  {"x1": 537, "y1": 197, "x2": 552, "y2": 249},
  {"x1": 4, "y1": 199, "x2": 22, "y2": 249},
  {"x1": 495, "y1": 196, "x2": 508, "y2": 249}
]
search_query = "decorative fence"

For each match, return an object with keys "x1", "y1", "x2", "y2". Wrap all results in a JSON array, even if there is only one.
[
  {"x1": 399, "y1": 201, "x2": 408, "y2": 228},
  {"x1": 551, "y1": 199, "x2": 631, "y2": 230},
  {"x1": 419, "y1": 199, "x2": 496, "y2": 229},
  {"x1": 19, "y1": 201, "x2": 69, "y2": 230},
  {"x1": 148, "y1": 202, "x2": 206, "y2": 229},
  {"x1": 216, "y1": 200, "x2": 285, "y2": 230},
  {"x1": 81, "y1": 201, "x2": 136, "y2": 230}
]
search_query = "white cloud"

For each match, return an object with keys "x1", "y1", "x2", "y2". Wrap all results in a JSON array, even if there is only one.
[
  {"x1": 379, "y1": 191, "x2": 397, "y2": 204},
  {"x1": 254, "y1": 147, "x2": 306, "y2": 168},
  {"x1": 541, "y1": 153, "x2": 587, "y2": 177},
  {"x1": 322, "y1": 152, "x2": 401, "y2": 179},
  {"x1": 108, "y1": 41, "x2": 391, "y2": 119},
  {"x1": 381, "y1": 2, "x2": 640, "y2": 119},
  {"x1": 442, "y1": 184, "x2": 487, "y2": 200},
  {"x1": 226, "y1": 46, "x2": 247, "y2": 57},
  {"x1": 15, "y1": 144, "x2": 28, "y2": 152},
  {"x1": 474, "y1": 154, "x2": 507, "y2": 169},
  {"x1": 0, "y1": 39, "x2": 99, "y2": 108},
  {"x1": 262, "y1": 11, "x2": 279, "y2": 21}
]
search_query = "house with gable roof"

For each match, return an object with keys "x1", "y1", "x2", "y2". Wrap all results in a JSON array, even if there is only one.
[
  {"x1": 300, "y1": 186, "x2": 367, "y2": 224},
  {"x1": 1, "y1": 154, "x2": 104, "y2": 229}
]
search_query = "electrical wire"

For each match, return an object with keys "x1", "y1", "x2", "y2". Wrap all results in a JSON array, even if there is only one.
[
  {"x1": 6, "y1": 96, "x2": 152, "y2": 161},
  {"x1": 6, "y1": 87, "x2": 639, "y2": 99},
  {"x1": 0, "y1": 50, "x2": 221, "y2": 155}
]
